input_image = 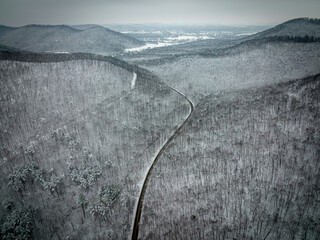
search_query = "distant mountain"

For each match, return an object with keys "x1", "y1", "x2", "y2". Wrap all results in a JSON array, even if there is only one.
[
  {"x1": 0, "y1": 44, "x2": 22, "y2": 52},
  {"x1": 134, "y1": 18, "x2": 320, "y2": 104},
  {"x1": 0, "y1": 25, "x2": 14, "y2": 32},
  {"x1": 199, "y1": 18, "x2": 320, "y2": 58},
  {"x1": 121, "y1": 18, "x2": 320, "y2": 64},
  {"x1": 72, "y1": 24, "x2": 104, "y2": 30},
  {"x1": 0, "y1": 24, "x2": 144, "y2": 55},
  {"x1": 248, "y1": 18, "x2": 320, "y2": 40}
]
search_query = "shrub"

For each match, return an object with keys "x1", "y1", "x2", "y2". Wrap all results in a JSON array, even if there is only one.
[
  {"x1": 1, "y1": 208, "x2": 35, "y2": 240},
  {"x1": 8, "y1": 161, "x2": 44, "y2": 192},
  {"x1": 89, "y1": 185, "x2": 121, "y2": 219},
  {"x1": 67, "y1": 154, "x2": 102, "y2": 189}
]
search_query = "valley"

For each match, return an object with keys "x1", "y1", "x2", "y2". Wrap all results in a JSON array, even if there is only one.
[{"x1": 0, "y1": 18, "x2": 319, "y2": 240}]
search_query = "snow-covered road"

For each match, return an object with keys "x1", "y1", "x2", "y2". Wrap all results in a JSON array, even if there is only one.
[
  {"x1": 131, "y1": 72, "x2": 137, "y2": 89},
  {"x1": 131, "y1": 84, "x2": 194, "y2": 240}
]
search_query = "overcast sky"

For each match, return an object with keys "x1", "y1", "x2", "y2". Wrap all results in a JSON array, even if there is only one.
[{"x1": 0, "y1": 0, "x2": 319, "y2": 26}]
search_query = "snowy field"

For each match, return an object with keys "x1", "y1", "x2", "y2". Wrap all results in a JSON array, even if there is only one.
[{"x1": 109, "y1": 24, "x2": 269, "y2": 52}]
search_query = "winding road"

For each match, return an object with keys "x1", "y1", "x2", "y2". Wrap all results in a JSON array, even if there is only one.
[{"x1": 131, "y1": 83, "x2": 194, "y2": 240}]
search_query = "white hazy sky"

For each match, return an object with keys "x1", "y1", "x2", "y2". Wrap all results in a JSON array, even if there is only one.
[{"x1": 0, "y1": 0, "x2": 319, "y2": 26}]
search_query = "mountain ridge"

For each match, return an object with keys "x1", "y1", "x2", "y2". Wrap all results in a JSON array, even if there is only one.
[
  {"x1": 246, "y1": 17, "x2": 320, "y2": 40},
  {"x1": 0, "y1": 24, "x2": 144, "y2": 55}
]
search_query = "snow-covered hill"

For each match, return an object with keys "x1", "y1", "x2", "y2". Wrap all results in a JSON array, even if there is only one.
[
  {"x1": 0, "y1": 24, "x2": 144, "y2": 55},
  {"x1": 0, "y1": 51, "x2": 188, "y2": 239},
  {"x1": 249, "y1": 18, "x2": 320, "y2": 39},
  {"x1": 138, "y1": 18, "x2": 320, "y2": 103}
]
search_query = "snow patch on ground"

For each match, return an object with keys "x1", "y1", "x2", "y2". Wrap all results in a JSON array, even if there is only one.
[
  {"x1": 125, "y1": 42, "x2": 177, "y2": 52},
  {"x1": 131, "y1": 72, "x2": 137, "y2": 89},
  {"x1": 122, "y1": 30, "x2": 162, "y2": 34},
  {"x1": 167, "y1": 35, "x2": 211, "y2": 41},
  {"x1": 236, "y1": 32, "x2": 258, "y2": 36},
  {"x1": 124, "y1": 35, "x2": 214, "y2": 53},
  {"x1": 46, "y1": 51, "x2": 70, "y2": 54}
]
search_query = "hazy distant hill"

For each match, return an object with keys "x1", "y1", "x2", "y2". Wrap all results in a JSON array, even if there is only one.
[
  {"x1": 0, "y1": 25, "x2": 14, "y2": 33},
  {"x1": 121, "y1": 18, "x2": 320, "y2": 64},
  {"x1": 142, "y1": 41, "x2": 320, "y2": 103},
  {"x1": 196, "y1": 18, "x2": 320, "y2": 59},
  {"x1": 0, "y1": 24, "x2": 144, "y2": 55},
  {"x1": 130, "y1": 18, "x2": 320, "y2": 103},
  {"x1": 72, "y1": 24, "x2": 105, "y2": 30},
  {"x1": 0, "y1": 44, "x2": 21, "y2": 52},
  {"x1": 248, "y1": 18, "x2": 320, "y2": 40}
]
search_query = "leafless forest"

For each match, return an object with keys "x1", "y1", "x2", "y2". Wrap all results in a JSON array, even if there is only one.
[{"x1": 0, "y1": 18, "x2": 319, "y2": 239}]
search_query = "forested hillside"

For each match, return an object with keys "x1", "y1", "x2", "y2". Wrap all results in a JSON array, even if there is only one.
[
  {"x1": 0, "y1": 17, "x2": 319, "y2": 240},
  {"x1": 121, "y1": 18, "x2": 320, "y2": 63},
  {"x1": 247, "y1": 18, "x2": 320, "y2": 40},
  {"x1": 0, "y1": 24, "x2": 144, "y2": 55},
  {"x1": 140, "y1": 74, "x2": 320, "y2": 239},
  {"x1": 143, "y1": 42, "x2": 320, "y2": 103},
  {"x1": 131, "y1": 18, "x2": 320, "y2": 239},
  {"x1": 0, "y1": 53, "x2": 189, "y2": 239}
]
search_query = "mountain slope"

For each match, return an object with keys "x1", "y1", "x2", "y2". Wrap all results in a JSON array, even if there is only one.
[
  {"x1": 0, "y1": 24, "x2": 144, "y2": 55},
  {"x1": 122, "y1": 18, "x2": 320, "y2": 67},
  {"x1": 0, "y1": 51, "x2": 189, "y2": 239},
  {"x1": 248, "y1": 18, "x2": 320, "y2": 40},
  {"x1": 0, "y1": 44, "x2": 22, "y2": 52},
  {"x1": 134, "y1": 18, "x2": 320, "y2": 104},
  {"x1": 143, "y1": 42, "x2": 320, "y2": 103},
  {"x1": 140, "y1": 73, "x2": 320, "y2": 239}
]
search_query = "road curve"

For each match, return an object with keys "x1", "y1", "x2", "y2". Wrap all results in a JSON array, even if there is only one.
[{"x1": 131, "y1": 85, "x2": 194, "y2": 240}]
